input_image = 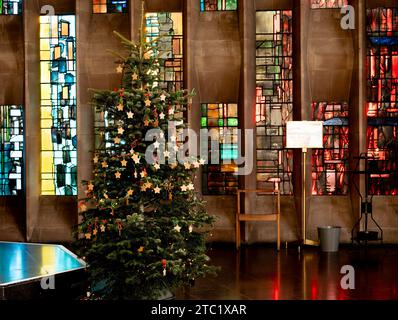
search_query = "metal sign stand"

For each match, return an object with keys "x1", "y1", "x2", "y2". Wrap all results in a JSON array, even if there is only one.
[{"x1": 301, "y1": 147, "x2": 319, "y2": 247}]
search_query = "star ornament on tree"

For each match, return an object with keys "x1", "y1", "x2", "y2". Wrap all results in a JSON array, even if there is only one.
[
  {"x1": 144, "y1": 98, "x2": 151, "y2": 107},
  {"x1": 121, "y1": 159, "x2": 128, "y2": 167},
  {"x1": 127, "y1": 111, "x2": 134, "y2": 119},
  {"x1": 174, "y1": 225, "x2": 181, "y2": 233},
  {"x1": 154, "y1": 186, "x2": 161, "y2": 194},
  {"x1": 116, "y1": 65, "x2": 123, "y2": 73},
  {"x1": 132, "y1": 73, "x2": 138, "y2": 80},
  {"x1": 115, "y1": 171, "x2": 122, "y2": 179},
  {"x1": 132, "y1": 153, "x2": 141, "y2": 164},
  {"x1": 117, "y1": 103, "x2": 124, "y2": 111},
  {"x1": 160, "y1": 93, "x2": 166, "y2": 102},
  {"x1": 118, "y1": 127, "x2": 125, "y2": 135}
]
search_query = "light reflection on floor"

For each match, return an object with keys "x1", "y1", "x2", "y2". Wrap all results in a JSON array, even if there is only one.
[
  {"x1": 0, "y1": 242, "x2": 85, "y2": 286},
  {"x1": 176, "y1": 245, "x2": 398, "y2": 300}
]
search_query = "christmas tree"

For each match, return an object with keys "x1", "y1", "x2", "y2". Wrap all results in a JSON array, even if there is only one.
[{"x1": 75, "y1": 2, "x2": 216, "y2": 300}]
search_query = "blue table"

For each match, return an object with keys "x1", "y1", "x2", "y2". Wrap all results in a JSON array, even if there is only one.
[{"x1": 0, "y1": 241, "x2": 86, "y2": 298}]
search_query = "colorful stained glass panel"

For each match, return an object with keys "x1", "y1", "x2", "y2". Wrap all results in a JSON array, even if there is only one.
[
  {"x1": 0, "y1": 105, "x2": 24, "y2": 196},
  {"x1": 256, "y1": 11, "x2": 293, "y2": 194},
  {"x1": 366, "y1": 8, "x2": 398, "y2": 195},
  {"x1": 200, "y1": 0, "x2": 237, "y2": 11},
  {"x1": 93, "y1": 0, "x2": 128, "y2": 13},
  {"x1": 311, "y1": 0, "x2": 348, "y2": 9},
  {"x1": 311, "y1": 102, "x2": 349, "y2": 195},
  {"x1": 0, "y1": 0, "x2": 22, "y2": 15},
  {"x1": 40, "y1": 16, "x2": 77, "y2": 196},
  {"x1": 201, "y1": 103, "x2": 239, "y2": 195},
  {"x1": 145, "y1": 12, "x2": 183, "y2": 92}
]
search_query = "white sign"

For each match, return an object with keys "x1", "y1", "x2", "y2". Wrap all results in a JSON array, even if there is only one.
[{"x1": 286, "y1": 121, "x2": 323, "y2": 149}]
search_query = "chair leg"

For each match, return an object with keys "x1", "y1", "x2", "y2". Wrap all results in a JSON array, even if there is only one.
[{"x1": 236, "y1": 217, "x2": 240, "y2": 250}]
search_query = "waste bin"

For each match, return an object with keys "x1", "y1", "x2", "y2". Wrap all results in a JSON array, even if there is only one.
[{"x1": 318, "y1": 226, "x2": 341, "y2": 252}]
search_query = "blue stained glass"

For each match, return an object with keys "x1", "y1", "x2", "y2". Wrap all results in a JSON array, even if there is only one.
[
  {"x1": 369, "y1": 37, "x2": 398, "y2": 46},
  {"x1": 0, "y1": 105, "x2": 24, "y2": 196},
  {"x1": 93, "y1": 0, "x2": 128, "y2": 14},
  {"x1": 221, "y1": 145, "x2": 238, "y2": 160},
  {"x1": 201, "y1": 103, "x2": 239, "y2": 195},
  {"x1": 40, "y1": 15, "x2": 77, "y2": 196},
  {"x1": 0, "y1": 0, "x2": 22, "y2": 15}
]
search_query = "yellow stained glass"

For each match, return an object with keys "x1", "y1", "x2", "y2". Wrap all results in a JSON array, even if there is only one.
[
  {"x1": 41, "y1": 152, "x2": 54, "y2": 172},
  {"x1": 62, "y1": 86, "x2": 69, "y2": 100},
  {"x1": 41, "y1": 180, "x2": 55, "y2": 194},
  {"x1": 61, "y1": 21, "x2": 69, "y2": 37},
  {"x1": 54, "y1": 46, "x2": 61, "y2": 59},
  {"x1": 40, "y1": 50, "x2": 51, "y2": 60},
  {"x1": 40, "y1": 62, "x2": 50, "y2": 83},
  {"x1": 41, "y1": 119, "x2": 53, "y2": 129},
  {"x1": 41, "y1": 132, "x2": 53, "y2": 151},
  {"x1": 41, "y1": 106, "x2": 52, "y2": 119},
  {"x1": 40, "y1": 23, "x2": 50, "y2": 38},
  {"x1": 40, "y1": 39, "x2": 50, "y2": 51},
  {"x1": 171, "y1": 13, "x2": 183, "y2": 35},
  {"x1": 228, "y1": 104, "x2": 238, "y2": 117},
  {"x1": 40, "y1": 85, "x2": 51, "y2": 100}
]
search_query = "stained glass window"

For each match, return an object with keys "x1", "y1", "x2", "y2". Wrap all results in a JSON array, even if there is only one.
[
  {"x1": 0, "y1": 105, "x2": 24, "y2": 196},
  {"x1": 311, "y1": 0, "x2": 348, "y2": 9},
  {"x1": 366, "y1": 8, "x2": 398, "y2": 195},
  {"x1": 256, "y1": 11, "x2": 293, "y2": 194},
  {"x1": 311, "y1": 102, "x2": 349, "y2": 195},
  {"x1": 201, "y1": 103, "x2": 239, "y2": 195},
  {"x1": 145, "y1": 13, "x2": 183, "y2": 92},
  {"x1": 200, "y1": 0, "x2": 237, "y2": 11},
  {"x1": 40, "y1": 16, "x2": 77, "y2": 196},
  {"x1": 93, "y1": 0, "x2": 128, "y2": 14},
  {"x1": 0, "y1": 0, "x2": 22, "y2": 15}
]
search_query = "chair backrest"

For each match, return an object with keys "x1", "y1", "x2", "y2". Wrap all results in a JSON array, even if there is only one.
[{"x1": 237, "y1": 189, "x2": 280, "y2": 215}]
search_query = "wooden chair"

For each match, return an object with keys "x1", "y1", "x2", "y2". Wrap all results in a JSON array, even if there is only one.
[{"x1": 235, "y1": 189, "x2": 280, "y2": 251}]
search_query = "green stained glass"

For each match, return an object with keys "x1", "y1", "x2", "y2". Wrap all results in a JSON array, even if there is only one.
[
  {"x1": 201, "y1": 103, "x2": 239, "y2": 195},
  {"x1": 200, "y1": 0, "x2": 237, "y2": 11},
  {"x1": 221, "y1": 145, "x2": 238, "y2": 160},
  {"x1": 1, "y1": 0, "x2": 22, "y2": 15}
]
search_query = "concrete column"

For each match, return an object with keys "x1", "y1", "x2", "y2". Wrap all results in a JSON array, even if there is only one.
[
  {"x1": 0, "y1": 14, "x2": 25, "y2": 241},
  {"x1": 349, "y1": 0, "x2": 366, "y2": 236},
  {"x1": 24, "y1": 0, "x2": 41, "y2": 241}
]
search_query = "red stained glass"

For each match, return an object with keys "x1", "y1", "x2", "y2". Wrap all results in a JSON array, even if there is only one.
[
  {"x1": 311, "y1": 0, "x2": 348, "y2": 9},
  {"x1": 311, "y1": 102, "x2": 349, "y2": 195},
  {"x1": 366, "y1": 8, "x2": 398, "y2": 195}
]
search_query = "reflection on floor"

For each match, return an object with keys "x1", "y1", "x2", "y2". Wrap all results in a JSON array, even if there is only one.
[{"x1": 176, "y1": 244, "x2": 398, "y2": 300}]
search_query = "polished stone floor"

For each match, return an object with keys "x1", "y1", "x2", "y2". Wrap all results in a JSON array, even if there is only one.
[{"x1": 176, "y1": 244, "x2": 398, "y2": 300}]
